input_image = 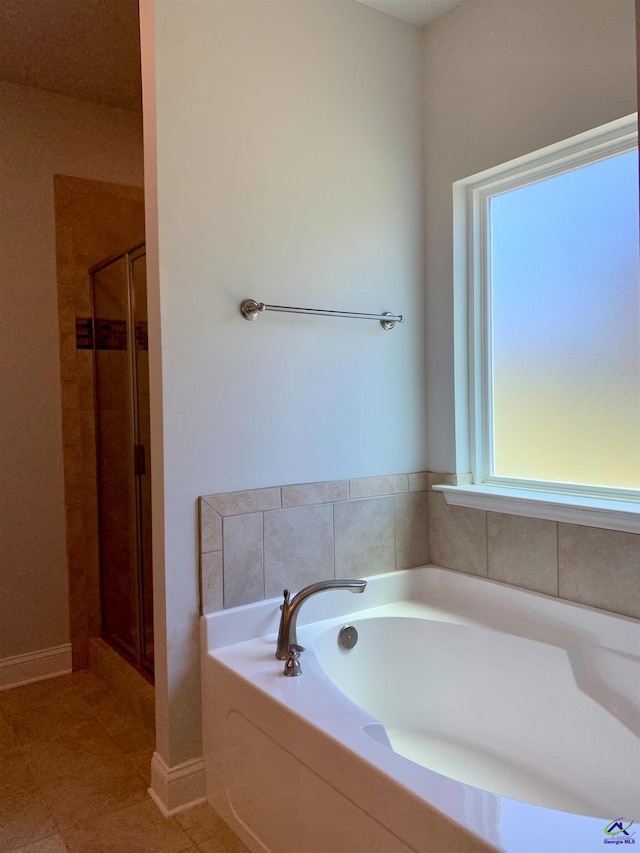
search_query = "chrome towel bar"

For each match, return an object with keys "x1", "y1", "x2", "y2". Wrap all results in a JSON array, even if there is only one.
[{"x1": 240, "y1": 299, "x2": 404, "y2": 330}]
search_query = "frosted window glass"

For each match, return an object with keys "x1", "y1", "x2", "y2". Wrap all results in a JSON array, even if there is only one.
[{"x1": 489, "y1": 150, "x2": 640, "y2": 489}]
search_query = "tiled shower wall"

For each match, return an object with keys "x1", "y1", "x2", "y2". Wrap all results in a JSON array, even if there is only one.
[{"x1": 199, "y1": 472, "x2": 640, "y2": 620}]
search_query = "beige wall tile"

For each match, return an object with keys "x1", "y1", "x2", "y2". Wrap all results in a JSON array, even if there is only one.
[
  {"x1": 76, "y1": 351, "x2": 95, "y2": 412},
  {"x1": 488, "y1": 513, "x2": 558, "y2": 596},
  {"x1": 395, "y1": 492, "x2": 429, "y2": 570},
  {"x1": 96, "y1": 477, "x2": 132, "y2": 533},
  {"x1": 87, "y1": 594, "x2": 101, "y2": 638},
  {"x1": 223, "y1": 513, "x2": 264, "y2": 609},
  {"x1": 282, "y1": 479, "x2": 349, "y2": 508},
  {"x1": 349, "y1": 473, "x2": 409, "y2": 499},
  {"x1": 558, "y1": 524, "x2": 640, "y2": 618},
  {"x1": 65, "y1": 502, "x2": 85, "y2": 547},
  {"x1": 334, "y1": 496, "x2": 395, "y2": 577},
  {"x1": 61, "y1": 378, "x2": 80, "y2": 412},
  {"x1": 62, "y1": 442, "x2": 83, "y2": 498},
  {"x1": 80, "y1": 410, "x2": 97, "y2": 473},
  {"x1": 264, "y1": 505, "x2": 334, "y2": 598},
  {"x1": 99, "y1": 181, "x2": 145, "y2": 203},
  {"x1": 201, "y1": 551, "x2": 223, "y2": 615},
  {"x1": 57, "y1": 282, "x2": 76, "y2": 314},
  {"x1": 82, "y1": 487, "x2": 99, "y2": 536},
  {"x1": 59, "y1": 175, "x2": 100, "y2": 195},
  {"x1": 59, "y1": 298, "x2": 77, "y2": 353},
  {"x1": 58, "y1": 301, "x2": 76, "y2": 338},
  {"x1": 408, "y1": 471, "x2": 430, "y2": 492},
  {"x1": 199, "y1": 499, "x2": 222, "y2": 553},
  {"x1": 204, "y1": 487, "x2": 281, "y2": 517},
  {"x1": 86, "y1": 640, "x2": 154, "y2": 733},
  {"x1": 61, "y1": 409, "x2": 82, "y2": 446},
  {"x1": 53, "y1": 213, "x2": 73, "y2": 262},
  {"x1": 73, "y1": 278, "x2": 92, "y2": 315},
  {"x1": 428, "y1": 492, "x2": 487, "y2": 576},
  {"x1": 84, "y1": 535, "x2": 100, "y2": 597}
]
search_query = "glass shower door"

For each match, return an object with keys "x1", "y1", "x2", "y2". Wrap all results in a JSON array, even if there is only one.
[
  {"x1": 91, "y1": 245, "x2": 153, "y2": 678},
  {"x1": 130, "y1": 247, "x2": 154, "y2": 673}
]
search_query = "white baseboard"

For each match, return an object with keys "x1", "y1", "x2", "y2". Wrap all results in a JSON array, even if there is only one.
[
  {"x1": 149, "y1": 751, "x2": 207, "y2": 816},
  {"x1": 0, "y1": 644, "x2": 72, "y2": 691}
]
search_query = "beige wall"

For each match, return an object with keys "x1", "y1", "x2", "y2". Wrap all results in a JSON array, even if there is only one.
[
  {"x1": 423, "y1": 0, "x2": 638, "y2": 472},
  {"x1": 143, "y1": 0, "x2": 425, "y2": 769},
  {"x1": 0, "y1": 81, "x2": 144, "y2": 660}
]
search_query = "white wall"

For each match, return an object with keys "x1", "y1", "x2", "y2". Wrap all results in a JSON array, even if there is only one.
[
  {"x1": 423, "y1": 0, "x2": 638, "y2": 472},
  {"x1": 146, "y1": 0, "x2": 425, "y2": 766},
  {"x1": 0, "y1": 81, "x2": 144, "y2": 659}
]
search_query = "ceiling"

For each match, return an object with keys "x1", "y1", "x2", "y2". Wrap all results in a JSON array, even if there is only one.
[
  {"x1": 356, "y1": 0, "x2": 461, "y2": 26},
  {"x1": 0, "y1": 0, "x2": 461, "y2": 112}
]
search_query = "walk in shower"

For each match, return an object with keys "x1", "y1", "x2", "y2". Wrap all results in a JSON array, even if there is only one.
[{"x1": 90, "y1": 244, "x2": 153, "y2": 678}]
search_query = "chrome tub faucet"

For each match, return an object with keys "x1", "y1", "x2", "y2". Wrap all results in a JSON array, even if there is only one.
[{"x1": 276, "y1": 579, "x2": 367, "y2": 663}]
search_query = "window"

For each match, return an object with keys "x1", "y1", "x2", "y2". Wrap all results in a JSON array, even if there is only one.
[{"x1": 446, "y1": 115, "x2": 639, "y2": 532}]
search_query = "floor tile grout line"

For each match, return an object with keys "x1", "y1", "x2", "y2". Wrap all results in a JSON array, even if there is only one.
[{"x1": 1, "y1": 672, "x2": 247, "y2": 853}]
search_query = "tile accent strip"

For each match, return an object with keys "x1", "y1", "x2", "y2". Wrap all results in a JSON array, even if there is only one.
[
  {"x1": 75, "y1": 317, "x2": 132, "y2": 351},
  {"x1": 94, "y1": 318, "x2": 127, "y2": 350},
  {"x1": 75, "y1": 317, "x2": 94, "y2": 349},
  {"x1": 199, "y1": 472, "x2": 430, "y2": 614}
]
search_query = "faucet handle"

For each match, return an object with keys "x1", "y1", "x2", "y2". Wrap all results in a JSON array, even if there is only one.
[
  {"x1": 283, "y1": 644, "x2": 303, "y2": 677},
  {"x1": 279, "y1": 588, "x2": 291, "y2": 613}
]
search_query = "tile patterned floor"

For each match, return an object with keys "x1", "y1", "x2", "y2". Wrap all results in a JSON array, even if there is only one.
[{"x1": 0, "y1": 672, "x2": 250, "y2": 853}]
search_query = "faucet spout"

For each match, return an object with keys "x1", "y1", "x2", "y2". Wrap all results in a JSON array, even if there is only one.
[{"x1": 275, "y1": 579, "x2": 367, "y2": 660}]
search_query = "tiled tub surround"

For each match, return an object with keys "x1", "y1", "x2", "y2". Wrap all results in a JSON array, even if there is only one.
[
  {"x1": 199, "y1": 472, "x2": 639, "y2": 621},
  {"x1": 198, "y1": 473, "x2": 430, "y2": 614},
  {"x1": 427, "y1": 484, "x2": 640, "y2": 621}
]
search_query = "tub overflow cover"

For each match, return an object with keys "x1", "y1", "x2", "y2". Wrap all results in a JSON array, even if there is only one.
[{"x1": 338, "y1": 625, "x2": 358, "y2": 650}]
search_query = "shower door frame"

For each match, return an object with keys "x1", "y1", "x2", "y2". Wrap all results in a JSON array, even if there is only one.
[{"x1": 90, "y1": 242, "x2": 154, "y2": 680}]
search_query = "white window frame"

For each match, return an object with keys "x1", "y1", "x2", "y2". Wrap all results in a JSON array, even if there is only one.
[{"x1": 438, "y1": 114, "x2": 640, "y2": 534}]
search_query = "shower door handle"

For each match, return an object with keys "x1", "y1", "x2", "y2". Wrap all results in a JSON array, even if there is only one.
[{"x1": 134, "y1": 444, "x2": 146, "y2": 476}]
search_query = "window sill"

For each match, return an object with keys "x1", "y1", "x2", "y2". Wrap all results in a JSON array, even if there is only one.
[{"x1": 433, "y1": 484, "x2": 640, "y2": 534}]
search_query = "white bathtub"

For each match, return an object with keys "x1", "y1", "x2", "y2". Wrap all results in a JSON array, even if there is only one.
[{"x1": 201, "y1": 566, "x2": 640, "y2": 853}]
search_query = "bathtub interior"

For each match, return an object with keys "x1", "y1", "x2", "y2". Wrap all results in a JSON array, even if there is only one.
[
  {"x1": 308, "y1": 615, "x2": 640, "y2": 820},
  {"x1": 202, "y1": 566, "x2": 640, "y2": 853}
]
